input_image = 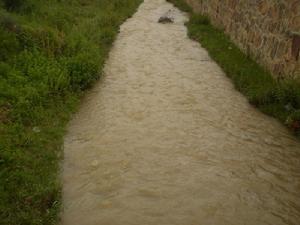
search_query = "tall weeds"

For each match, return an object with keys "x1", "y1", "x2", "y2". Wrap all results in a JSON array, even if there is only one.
[{"x1": 0, "y1": 0, "x2": 142, "y2": 224}]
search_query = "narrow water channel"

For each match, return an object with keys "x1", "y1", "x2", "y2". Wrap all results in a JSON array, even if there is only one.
[{"x1": 62, "y1": 1, "x2": 300, "y2": 224}]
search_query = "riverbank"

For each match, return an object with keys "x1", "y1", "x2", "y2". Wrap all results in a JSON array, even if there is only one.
[
  {"x1": 167, "y1": 0, "x2": 300, "y2": 137},
  {"x1": 0, "y1": 0, "x2": 142, "y2": 224}
]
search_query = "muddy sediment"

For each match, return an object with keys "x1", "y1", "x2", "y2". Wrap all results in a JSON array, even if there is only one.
[{"x1": 62, "y1": 1, "x2": 300, "y2": 224}]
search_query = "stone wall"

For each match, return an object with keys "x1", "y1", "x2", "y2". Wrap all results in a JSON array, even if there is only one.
[{"x1": 185, "y1": 0, "x2": 300, "y2": 79}]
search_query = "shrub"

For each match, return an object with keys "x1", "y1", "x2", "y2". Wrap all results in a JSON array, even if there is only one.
[
  {"x1": 2, "y1": 0, "x2": 34, "y2": 13},
  {"x1": 0, "y1": 27, "x2": 20, "y2": 60},
  {"x1": 190, "y1": 14, "x2": 210, "y2": 25},
  {"x1": 17, "y1": 25, "x2": 66, "y2": 55},
  {"x1": 65, "y1": 50, "x2": 100, "y2": 90},
  {"x1": 2, "y1": 0, "x2": 23, "y2": 11},
  {"x1": 0, "y1": 14, "x2": 22, "y2": 33}
]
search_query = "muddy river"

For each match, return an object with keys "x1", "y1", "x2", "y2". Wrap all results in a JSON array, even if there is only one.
[{"x1": 62, "y1": 0, "x2": 300, "y2": 224}]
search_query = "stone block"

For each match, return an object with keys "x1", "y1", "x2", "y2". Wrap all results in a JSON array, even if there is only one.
[{"x1": 185, "y1": 0, "x2": 300, "y2": 78}]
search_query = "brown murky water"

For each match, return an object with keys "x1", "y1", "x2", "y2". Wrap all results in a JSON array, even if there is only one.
[{"x1": 62, "y1": 1, "x2": 300, "y2": 224}]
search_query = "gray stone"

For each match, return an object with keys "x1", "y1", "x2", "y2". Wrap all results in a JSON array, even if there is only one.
[{"x1": 158, "y1": 16, "x2": 174, "y2": 24}]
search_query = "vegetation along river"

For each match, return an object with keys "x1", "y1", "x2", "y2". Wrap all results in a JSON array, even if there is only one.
[{"x1": 62, "y1": 0, "x2": 300, "y2": 224}]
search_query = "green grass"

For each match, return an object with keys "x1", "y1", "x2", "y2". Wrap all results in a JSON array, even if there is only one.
[
  {"x1": 167, "y1": 0, "x2": 300, "y2": 136},
  {"x1": 0, "y1": 0, "x2": 142, "y2": 224}
]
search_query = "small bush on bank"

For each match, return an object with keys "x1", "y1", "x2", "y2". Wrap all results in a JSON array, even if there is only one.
[
  {"x1": 2, "y1": 0, "x2": 24, "y2": 11},
  {"x1": 0, "y1": 27, "x2": 20, "y2": 60},
  {"x1": 1, "y1": 0, "x2": 35, "y2": 13}
]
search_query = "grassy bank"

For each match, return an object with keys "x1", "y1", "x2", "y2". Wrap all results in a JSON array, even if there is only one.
[
  {"x1": 167, "y1": 0, "x2": 300, "y2": 137},
  {"x1": 0, "y1": 0, "x2": 142, "y2": 224}
]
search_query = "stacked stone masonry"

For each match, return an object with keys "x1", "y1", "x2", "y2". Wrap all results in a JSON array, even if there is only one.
[{"x1": 185, "y1": 0, "x2": 300, "y2": 78}]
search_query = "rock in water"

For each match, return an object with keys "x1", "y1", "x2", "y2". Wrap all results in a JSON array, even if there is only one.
[
  {"x1": 158, "y1": 16, "x2": 174, "y2": 24},
  {"x1": 158, "y1": 9, "x2": 174, "y2": 23}
]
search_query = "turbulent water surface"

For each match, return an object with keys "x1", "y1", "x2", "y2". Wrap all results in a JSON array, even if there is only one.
[{"x1": 62, "y1": 1, "x2": 300, "y2": 224}]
